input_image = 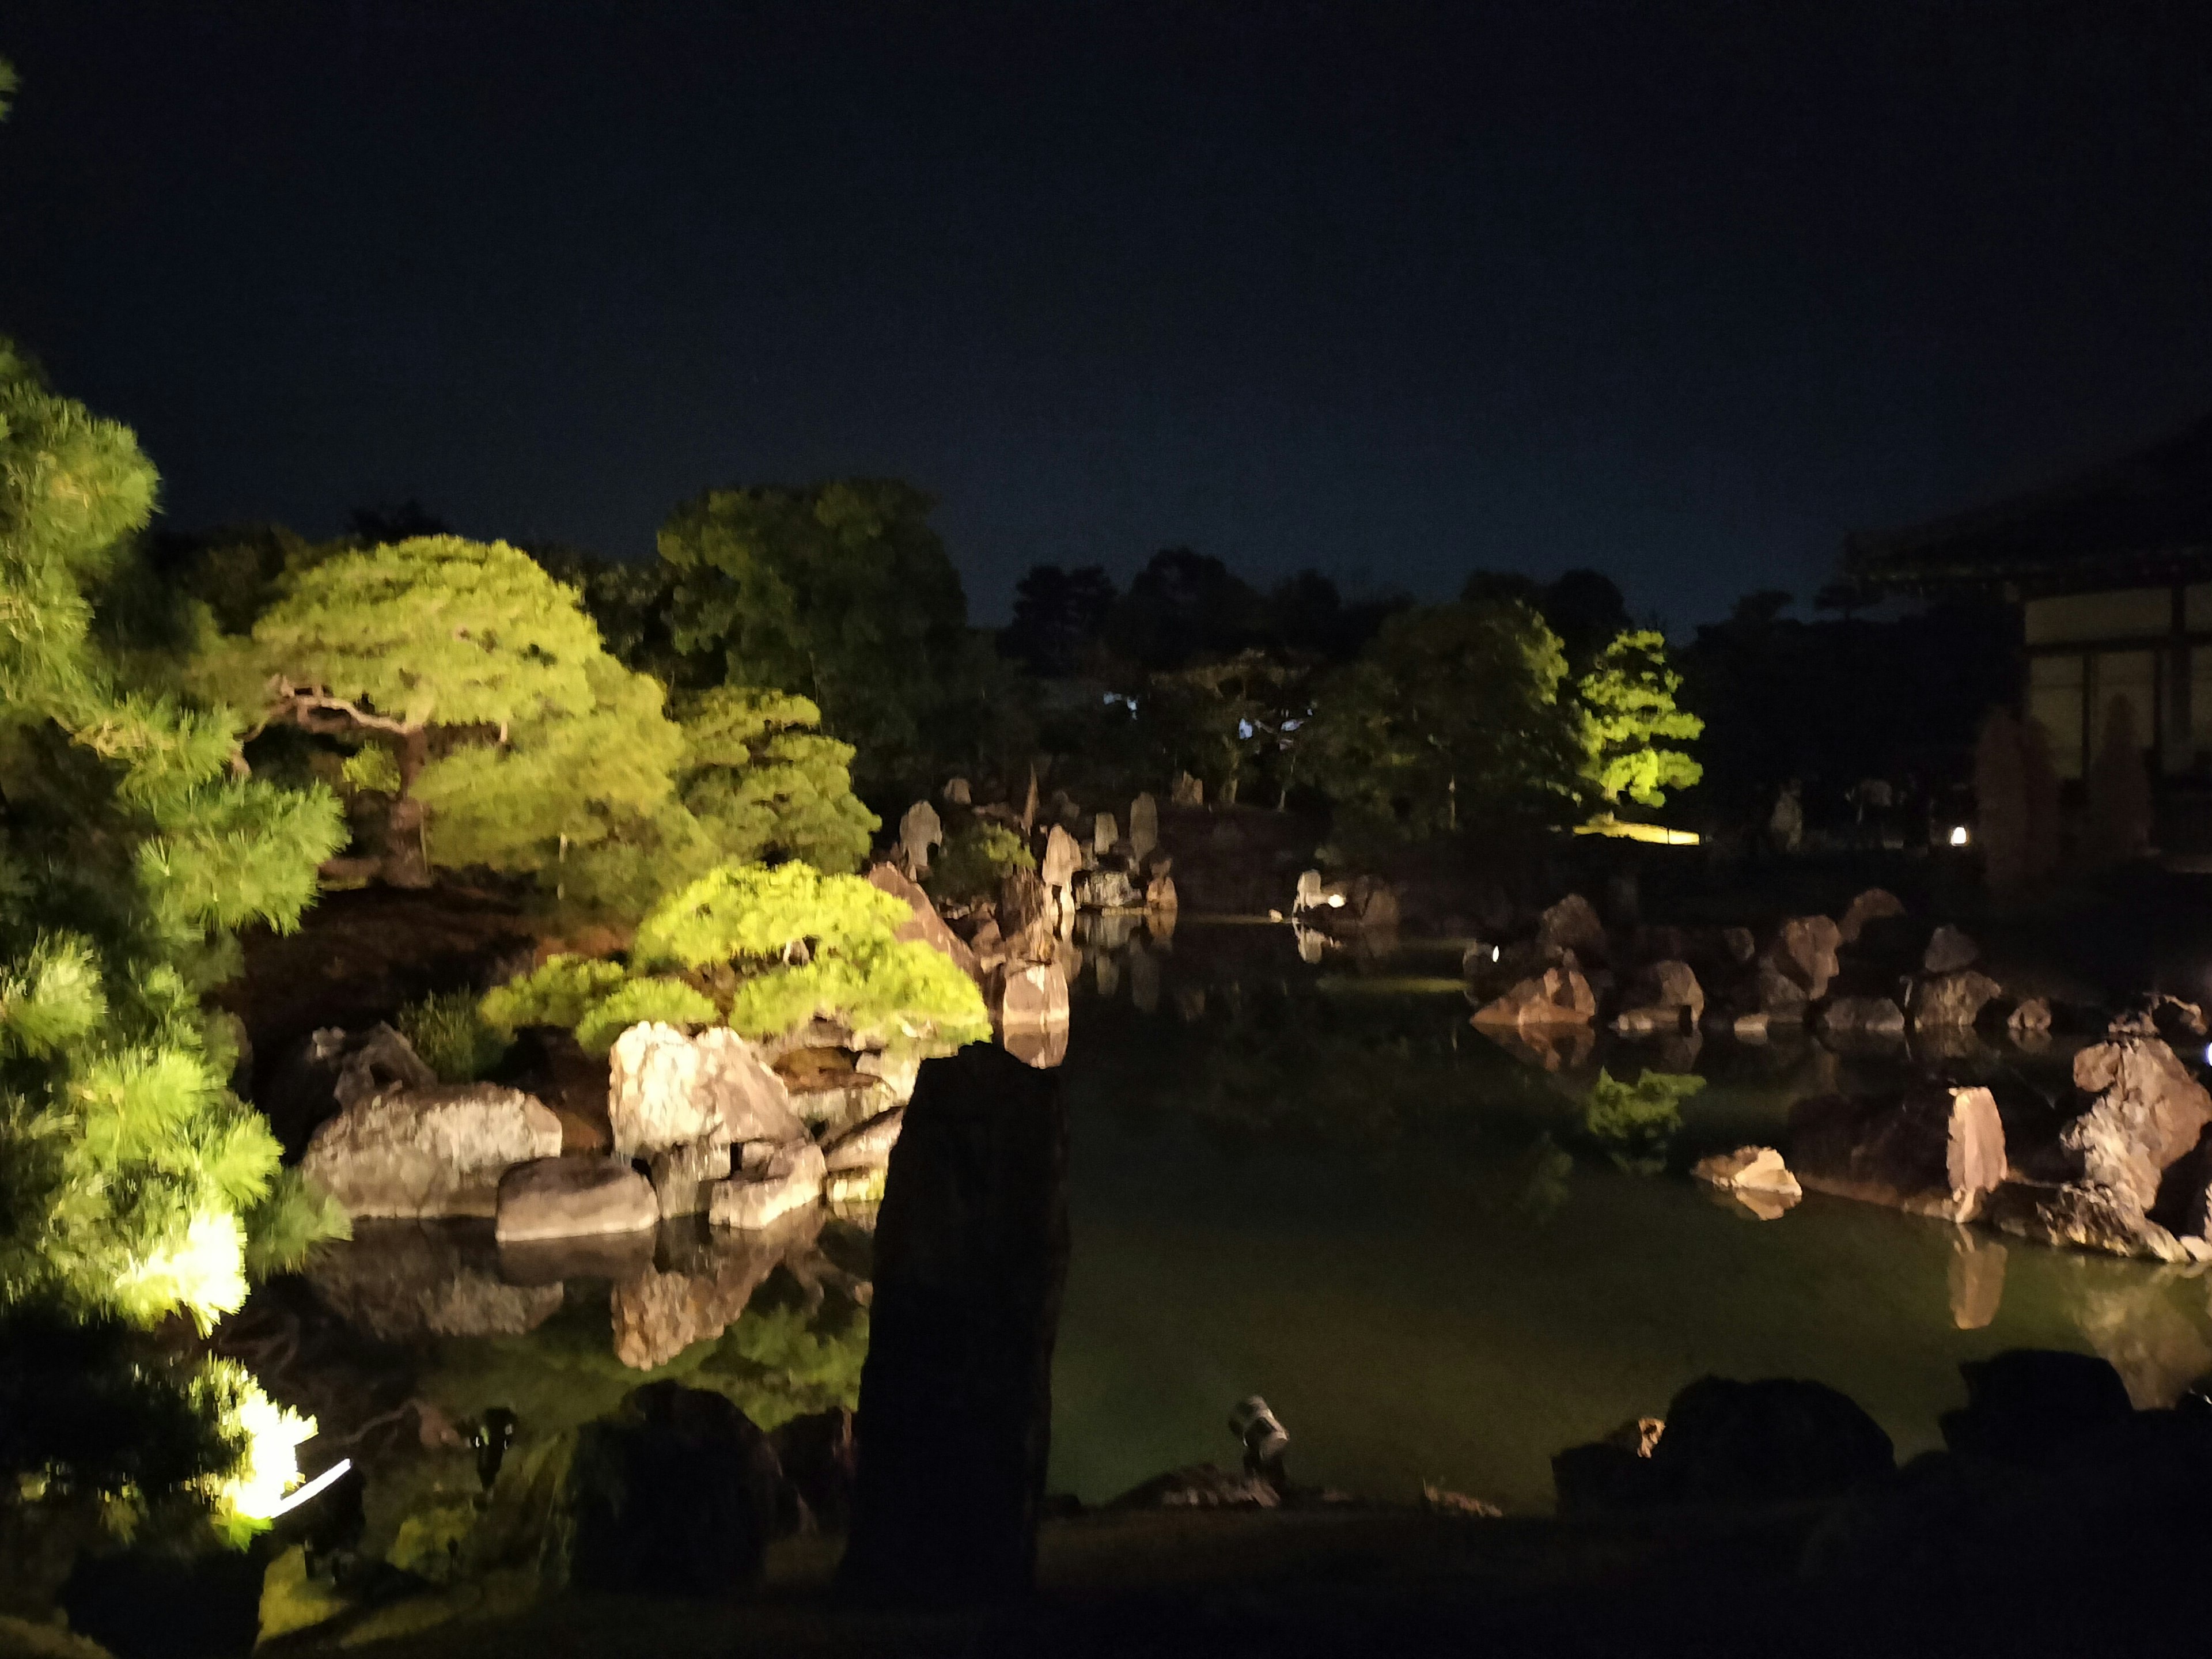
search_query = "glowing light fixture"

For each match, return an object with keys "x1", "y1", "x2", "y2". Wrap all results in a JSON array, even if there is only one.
[
  {"x1": 1573, "y1": 815, "x2": 1700, "y2": 846},
  {"x1": 1491, "y1": 945, "x2": 1502, "y2": 963},
  {"x1": 269, "y1": 1458, "x2": 353, "y2": 1518},
  {"x1": 1949, "y1": 824, "x2": 1970, "y2": 847},
  {"x1": 217, "y1": 1379, "x2": 319, "y2": 1521},
  {"x1": 1327, "y1": 893, "x2": 1346, "y2": 907}
]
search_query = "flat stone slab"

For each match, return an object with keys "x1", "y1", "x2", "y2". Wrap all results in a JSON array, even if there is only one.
[{"x1": 495, "y1": 1157, "x2": 657, "y2": 1244}]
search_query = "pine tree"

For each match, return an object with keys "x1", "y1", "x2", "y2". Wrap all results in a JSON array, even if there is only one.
[
  {"x1": 1577, "y1": 629, "x2": 1705, "y2": 810},
  {"x1": 0, "y1": 338, "x2": 347, "y2": 1328},
  {"x1": 673, "y1": 687, "x2": 879, "y2": 873}
]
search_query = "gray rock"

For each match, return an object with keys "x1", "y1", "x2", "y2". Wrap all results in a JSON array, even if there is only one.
[
  {"x1": 2009, "y1": 997, "x2": 2054, "y2": 1036},
  {"x1": 2063, "y1": 1033, "x2": 2212, "y2": 1214},
  {"x1": 1082, "y1": 866, "x2": 1141, "y2": 910},
  {"x1": 1766, "y1": 915, "x2": 1842, "y2": 1002},
  {"x1": 710, "y1": 1139, "x2": 825, "y2": 1230},
  {"x1": 1691, "y1": 1145, "x2": 1803, "y2": 1200},
  {"x1": 1909, "y1": 970, "x2": 2004, "y2": 1029},
  {"x1": 302, "y1": 1083, "x2": 562, "y2": 1220},
  {"x1": 1986, "y1": 1180, "x2": 2192, "y2": 1263},
  {"x1": 1618, "y1": 959, "x2": 1703, "y2": 1031},
  {"x1": 868, "y1": 862, "x2": 981, "y2": 982},
  {"x1": 824, "y1": 1106, "x2": 906, "y2": 1173},
  {"x1": 1128, "y1": 792, "x2": 1159, "y2": 865},
  {"x1": 1818, "y1": 996, "x2": 1907, "y2": 1036},
  {"x1": 1093, "y1": 812, "x2": 1118, "y2": 856},
  {"x1": 649, "y1": 1139, "x2": 734, "y2": 1219},
  {"x1": 1471, "y1": 967, "x2": 1597, "y2": 1031},
  {"x1": 1537, "y1": 893, "x2": 1609, "y2": 966},
  {"x1": 1789, "y1": 1082, "x2": 2008, "y2": 1222},
  {"x1": 495, "y1": 1157, "x2": 657, "y2": 1244},
  {"x1": 1041, "y1": 824, "x2": 1080, "y2": 896},
  {"x1": 1922, "y1": 924, "x2": 1980, "y2": 975},
  {"x1": 1836, "y1": 888, "x2": 1906, "y2": 945},
  {"x1": 263, "y1": 1022, "x2": 440, "y2": 1154},
  {"x1": 607, "y1": 1022, "x2": 800, "y2": 1160},
  {"x1": 898, "y1": 800, "x2": 943, "y2": 874},
  {"x1": 1145, "y1": 872, "x2": 1179, "y2": 912}
]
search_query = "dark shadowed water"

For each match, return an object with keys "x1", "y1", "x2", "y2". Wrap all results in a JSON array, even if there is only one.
[{"x1": 1045, "y1": 918, "x2": 2212, "y2": 1512}]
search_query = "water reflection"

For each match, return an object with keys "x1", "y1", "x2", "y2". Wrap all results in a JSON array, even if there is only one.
[{"x1": 1048, "y1": 916, "x2": 2212, "y2": 1513}]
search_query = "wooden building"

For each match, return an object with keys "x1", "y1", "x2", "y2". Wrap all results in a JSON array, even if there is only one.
[{"x1": 1846, "y1": 416, "x2": 2212, "y2": 783}]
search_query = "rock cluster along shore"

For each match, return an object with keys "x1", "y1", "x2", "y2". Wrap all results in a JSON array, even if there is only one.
[{"x1": 1463, "y1": 884, "x2": 2212, "y2": 1264}]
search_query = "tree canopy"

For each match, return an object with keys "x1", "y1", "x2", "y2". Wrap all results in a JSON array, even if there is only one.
[
  {"x1": 1304, "y1": 599, "x2": 1587, "y2": 839},
  {"x1": 1578, "y1": 630, "x2": 1703, "y2": 809}
]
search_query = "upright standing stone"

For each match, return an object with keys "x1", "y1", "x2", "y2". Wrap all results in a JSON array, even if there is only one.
[
  {"x1": 1040, "y1": 824, "x2": 1080, "y2": 900},
  {"x1": 1171, "y1": 771, "x2": 1203, "y2": 807},
  {"x1": 942, "y1": 777, "x2": 972, "y2": 807},
  {"x1": 1128, "y1": 793, "x2": 1158, "y2": 866},
  {"x1": 897, "y1": 800, "x2": 942, "y2": 876},
  {"x1": 1020, "y1": 766, "x2": 1040, "y2": 834},
  {"x1": 840, "y1": 1046, "x2": 1069, "y2": 1607},
  {"x1": 1093, "y1": 812, "x2": 1118, "y2": 857}
]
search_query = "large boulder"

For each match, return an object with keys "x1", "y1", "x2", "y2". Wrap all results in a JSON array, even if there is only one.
[
  {"x1": 1788, "y1": 1083, "x2": 2007, "y2": 1222},
  {"x1": 569, "y1": 1382, "x2": 790, "y2": 1597},
  {"x1": 2062, "y1": 1032, "x2": 2212, "y2": 1214},
  {"x1": 301, "y1": 1084, "x2": 562, "y2": 1220},
  {"x1": 997, "y1": 868, "x2": 1058, "y2": 966},
  {"x1": 710, "y1": 1139, "x2": 826, "y2": 1230},
  {"x1": 495, "y1": 1157, "x2": 657, "y2": 1244},
  {"x1": 1922, "y1": 924, "x2": 1980, "y2": 974},
  {"x1": 1939, "y1": 1350, "x2": 2134, "y2": 1467},
  {"x1": 1908, "y1": 969, "x2": 2004, "y2": 1029},
  {"x1": 1536, "y1": 893, "x2": 1608, "y2": 966},
  {"x1": 840, "y1": 1044, "x2": 1069, "y2": 1607},
  {"x1": 1040, "y1": 824, "x2": 1080, "y2": 896},
  {"x1": 1615, "y1": 960, "x2": 1703, "y2": 1036},
  {"x1": 1765, "y1": 915, "x2": 1842, "y2": 1002},
  {"x1": 647, "y1": 1139, "x2": 733, "y2": 1219},
  {"x1": 1836, "y1": 888, "x2": 1905, "y2": 945},
  {"x1": 607, "y1": 1022, "x2": 801, "y2": 1160},
  {"x1": 1817, "y1": 996, "x2": 1907, "y2": 1037},
  {"x1": 1986, "y1": 1180, "x2": 2193, "y2": 1263},
  {"x1": 260, "y1": 1022, "x2": 440, "y2": 1155},
  {"x1": 867, "y1": 862, "x2": 980, "y2": 981},
  {"x1": 1646, "y1": 1377, "x2": 1893, "y2": 1504},
  {"x1": 824, "y1": 1107, "x2": 906, "y2": 1174},
  {"x1": 1691, "y1": 1145, "x2": 1802, "y2": 1200},
  {"x1": 1471, "y1": 967, "x2": 1597, "y2": 1031},
  {"x1": 897, "y1": 800, "x2": 942, "y2": 875}
]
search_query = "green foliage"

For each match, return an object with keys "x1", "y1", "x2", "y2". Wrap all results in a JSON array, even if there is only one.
[
  {"x1": 396, "y1": 991, "x2": 509, "y2": 1083},
  {"x1": 209, "y1": 535, "x2": 605, "y2": 732},
  {"x1": 571, "y1": 978, "x2": 718, "y2": 1055},
  {"x1": 631, "y1": 860, "x2": 914, "y2": 972},
  {"x1": 924, "y1": 821, "x2": 1035, "y2": 906},
  {"x1": 1578, "y1": 629, "x2": 1703, "y2": 809},
  {"x1": 479, "y1": 956, "x2": 632, "y2": 1038},
  {"x1": 0, "y1": 342, "x2": 347, "y2": 1331},
  {"x1": 1305, "y1": 599, "x2": 1588, "y2": 840},
  {"x1": 655, "y1": 479, "x2": 1014, "y2": 795},
  {"x1": 1582, "y1": 1068, "x2": 1706, "y2": 1175},
  {"x1": 674, "y1": 687, "x2": 877, "y2": 873},
  {"x1": 340, "y1": 744, "x2": 401, "y2": 794},
  {"x1": 724, "y1": 938, "x2": 988, "y2": 1044}
]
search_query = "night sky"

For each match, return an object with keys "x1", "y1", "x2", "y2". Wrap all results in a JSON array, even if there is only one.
[{"x1": 4, "y1": 2, "x2": 2210, "y2": 628}]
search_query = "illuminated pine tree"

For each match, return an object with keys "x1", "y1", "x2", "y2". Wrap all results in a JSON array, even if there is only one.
[
  {"x1": 1578, "y1": 629, "x2": 1704, "y2": 810},
  {"x1": 0, "y1": 337, "x2": 347, "y2": 1330}
]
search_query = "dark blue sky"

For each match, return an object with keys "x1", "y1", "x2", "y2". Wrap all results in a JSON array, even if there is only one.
[{"x1": 4, "y1": 1, "x2": 2210, "y2": 627}]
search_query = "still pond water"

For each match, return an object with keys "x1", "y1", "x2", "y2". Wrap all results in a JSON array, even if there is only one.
[{"x1": 300, "y1": 917, "x2": 2212, "y2": 1521}]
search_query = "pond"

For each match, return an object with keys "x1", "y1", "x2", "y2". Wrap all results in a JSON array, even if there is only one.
[{"x1": 271, "y1": 915, "x2": 2212, "y2": 1539}]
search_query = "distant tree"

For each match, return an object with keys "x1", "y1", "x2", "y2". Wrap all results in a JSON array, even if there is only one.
[
  {"x1": 656, "y1": 479, "x2": 997, "y2": 796},
  {"x1": 1460, "y1": 569, "x2": 1543, "y2": 607},
  {"x1": 1266, "y1": 569, "x2": 1401, "y2": 662},
  {"x1": 1540, "y1": 569, "x2": 1633, "y2": 668},
  {"x1": 1143, "y1": 648, "x2": 1316, "y2": 807},
  {"x1": 346, "y1": 499, "x2": 450, "y2": 544},
  {"x1": 1105, "y1": 547, "x2": 1265, "y2": 670},
  {"x1": 672, "y1": 688, "x2": 879, "y2": 873},
  {"x1": 1813, "y1": 575, "x2": 1884, "y2": 620},
  {"x1": 1003, "y1": 563, "x2": 1116, "y2": 676},
  {"x1": 1578, "y1": 630, "x2": 1703, "y2": 809},
  {"x1": 1305, "y1": 600, "x2": 1585, "y2": 838}
]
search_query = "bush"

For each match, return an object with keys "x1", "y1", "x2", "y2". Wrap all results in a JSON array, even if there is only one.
[
  {"x1": 480, "y1": 956, "x2": 632, "y2": 1038},
  {"x1": 396, "y1": 991, "x2": 508, "y2": 1082},
  {"x1": 571, "y1": 977, "x2": 718, "y2": 1055},
  {"x1": 924, "y1": 821, "x2": 1034, "y2": 906},
  {"x1": 1582, "y1": 1067, "x2": 1706, "y2": 1175}
]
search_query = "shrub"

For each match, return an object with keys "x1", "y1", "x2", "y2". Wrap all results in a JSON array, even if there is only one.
[
  {"x1": 479, "y1": 956, "x2": 631, "y2": 1038},
  {"x1": 924, "y1": 821, "x2": 1034, "y2": 906},
  {"x1": 396, "y1": 990, "x2": 508, "y2": 1082},
  {"x1": 1582, "y1": 1067, "x2": 1706, "y2": 1175},
  {"x1": 571, "y1": 976, "x2": 718, "y2": 1055}
]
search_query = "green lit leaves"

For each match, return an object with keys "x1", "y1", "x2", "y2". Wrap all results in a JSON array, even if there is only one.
[
  {"x1": 1578, "y1": 629, "x2": 1704, "y2": 809},
  {"x1": 631, "y1": 860, "x2": 911, "y2": 972},
  {"x1": 0, "y1": 934, "x2": 107, "y2": 1059}
]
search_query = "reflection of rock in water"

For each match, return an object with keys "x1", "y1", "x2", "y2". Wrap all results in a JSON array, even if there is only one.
[
  {"x1": 1084, "y1": 910, "x2": 1141, "y2": 953},
  {"x1": 610, "y1": 1209, "x2": 825, "y2": 1370},
  {"x1": 1477, "y1": 1024, "x2": 1595, "y2": 1073},
  {"x1": 307, "y1": 1220, "x2": 562, "y2": 1340},
  {"x1": 1128, "y1": 944, "x2": 1160, "y2": 1014},
  {"x1": 1947, "y1": 1230, "x2": 2006, "y2": 1330},
  {"x1": 1295, "y1": 925, "x2": 1326, "y2": 964},
  {"x1": 1174, "y1": 984, "x2": 1207, "y2": 1022},
  {"x1": 497, "y1": 1227, "x2": 657, "y2": 1289},
  {"x1": 1911, "y1": 1027, "x2": 1997, "y2": 1069},
  {"x1": 1516, "y1": 1133, "x2": 1573, "y2": 1222},
  {"x1": 1092, "y1": 951, "x2": 1120, "y2": 999},
  {"x1": 2065, "y1": 1263, "x2": 2212, "y2": 1408}
]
